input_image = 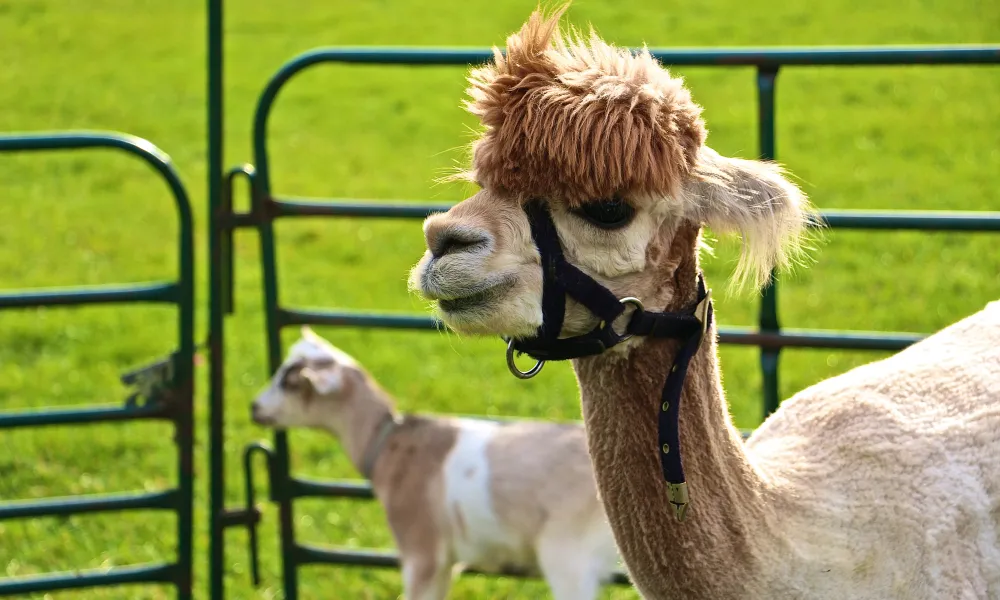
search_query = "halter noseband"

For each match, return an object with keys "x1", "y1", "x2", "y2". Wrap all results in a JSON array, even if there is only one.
[{"x1": 503, "y1": 199, "x2": 714, "y2": 521}]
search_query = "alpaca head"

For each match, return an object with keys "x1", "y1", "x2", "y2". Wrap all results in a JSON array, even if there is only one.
[
  {"x1": 251, "y1": 327, "x2": 366, "y2": 435},
  {"x1": 409, "y1": 6, "x2": 814, "y2": 342}
]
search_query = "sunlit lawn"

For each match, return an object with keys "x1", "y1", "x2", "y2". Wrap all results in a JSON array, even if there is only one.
[{"x1": 0, "y1": 0, "x2": 997, "y2": 597}]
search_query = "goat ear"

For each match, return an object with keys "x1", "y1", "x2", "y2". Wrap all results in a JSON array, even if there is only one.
[
  {"x1": 682, "y1": 146, "x2": 818, "y2": 291},
  {"x1": 300, "y1": 366, "x2": 343, "y2": 396}
]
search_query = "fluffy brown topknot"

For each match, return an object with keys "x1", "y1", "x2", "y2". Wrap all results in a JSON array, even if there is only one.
[{"x1": 460, "y1": 5, "x2": 708, "y2": 206}]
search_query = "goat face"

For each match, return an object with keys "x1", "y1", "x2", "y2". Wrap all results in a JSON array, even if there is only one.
[{"x1": 251, "y1": 327, "x2": 358, "y2": 431}]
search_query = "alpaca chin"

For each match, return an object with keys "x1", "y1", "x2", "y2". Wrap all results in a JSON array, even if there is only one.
[{"x1": 434, "y1": 290, "x2": 542, "y2": 339}]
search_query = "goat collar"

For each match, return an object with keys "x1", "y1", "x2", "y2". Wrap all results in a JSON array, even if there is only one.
[
  {"x1": 360, "y1": 412, "x2": 402, "y2": 480},
  {"x1": 503, "y1": 199, "x2": 714, "y2": 522}
]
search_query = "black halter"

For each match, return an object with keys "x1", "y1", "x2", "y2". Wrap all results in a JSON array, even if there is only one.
[{"x1": 504, "y1": 199, "x2": 714, "y2": 521}]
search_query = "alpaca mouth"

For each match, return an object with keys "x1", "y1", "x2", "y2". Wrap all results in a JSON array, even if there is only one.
[{"x1": 437, "y1": 281, "x2": 511, "y2": 314}]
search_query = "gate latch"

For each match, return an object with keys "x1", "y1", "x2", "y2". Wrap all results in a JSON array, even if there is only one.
[{"x1": 120, "y1": 352, "x2": 179, "y2": 410}]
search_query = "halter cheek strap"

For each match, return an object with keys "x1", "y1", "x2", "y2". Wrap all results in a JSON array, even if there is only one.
[
  {"x1": 504, "y1": 200, "x2": 714, "y2": 522},
  {"x1": 645, "y1": 275, "x2": 713, "y2": 521},
  {"x1": 519, "y1": 200, "x2": 627, "y2": 347}
]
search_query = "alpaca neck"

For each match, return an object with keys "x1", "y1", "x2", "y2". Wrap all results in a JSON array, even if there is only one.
[{"x1": 573, "y1": 283, "x2": 780, "y2": 599}]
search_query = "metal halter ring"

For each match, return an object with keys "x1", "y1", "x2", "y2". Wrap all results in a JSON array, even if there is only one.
[
  {"x1": 506, "y1": 338, "x2": 544, "y2": 379},
  {"x1": 613, "y1": 296, "x2": 644, "y2": 343}
]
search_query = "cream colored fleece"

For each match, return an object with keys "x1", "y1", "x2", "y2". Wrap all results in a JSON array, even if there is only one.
[{"x1": 743, "y1": 300, "x2": 1000, "y2": 599}]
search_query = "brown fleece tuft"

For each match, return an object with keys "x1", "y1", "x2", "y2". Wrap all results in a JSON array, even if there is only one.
[{"x1": 458, "y1": 4, "x2": 707, "y2": 206}]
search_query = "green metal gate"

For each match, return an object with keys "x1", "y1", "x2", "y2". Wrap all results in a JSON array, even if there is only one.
[
  {"x1": 0, "y1": 132, "x2": 196, "y2": 597},
  {"x1": 206, "y1": 37, "x2": 1000, "y2": 599}
]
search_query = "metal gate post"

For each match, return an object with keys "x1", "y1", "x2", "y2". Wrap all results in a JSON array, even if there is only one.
[
  {"x1": 756, "y1": 65, "x2": 782, "y2": 419},
  {"x1": 206, "y1": 0, "x2": 229, "y2": 598},
  {"x1": 252, "y1": 138, "x2": 302, "y2": 600}
]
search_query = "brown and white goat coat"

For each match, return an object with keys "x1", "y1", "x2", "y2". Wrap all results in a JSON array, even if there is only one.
[{"x1": 251, "y1": 328, "x2": 620, "y2": 600}]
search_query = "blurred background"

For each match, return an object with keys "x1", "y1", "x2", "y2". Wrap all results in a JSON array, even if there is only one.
[{"x1": 0, "y1": 0, "x2": 997, "y2": 598}]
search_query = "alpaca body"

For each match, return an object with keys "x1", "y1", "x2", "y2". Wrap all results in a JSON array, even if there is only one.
[
  {"x1": 251, "y1": 329, "x2": 620, "y2": 600},
  {"x1": 741, "y1": 299, "x2": 1000, "y2": 599}
]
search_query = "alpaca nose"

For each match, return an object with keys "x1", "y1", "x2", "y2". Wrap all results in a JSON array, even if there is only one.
[{"x1": 425, "y1": 221, "x2": 491, "y2": 258}]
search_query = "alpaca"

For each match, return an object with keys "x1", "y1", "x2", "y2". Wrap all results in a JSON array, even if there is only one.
[
  {"x1": 251, "y1": 327, "x2": 622, "y2": 600},
  {"x1": 407, "y1": 6, "x2": 1000, "y2": 599}
]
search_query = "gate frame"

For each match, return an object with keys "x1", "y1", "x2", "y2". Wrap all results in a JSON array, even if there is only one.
[
  {"x1": 205, "y1": 2, "x2": 1000, "y2": 597},
  {"x1": 0, "y1": 132, "x2": 196, "y2": 598}
]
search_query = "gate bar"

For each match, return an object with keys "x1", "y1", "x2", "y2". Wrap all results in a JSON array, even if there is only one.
[
  {"x1": 0, "y1": 283, "x2": 180, "y2": 309},
  {"x1": 0, "y1": 490, "x2": 179, "y2": 521},
  {"x1": 820, "y1": 209, "x2": 1000, "y2": 229},
  {"x1": 292, "y1": 544, "x2": 633, "y2": 585},
  {"x1": 255, "y1": 46, "x2": 1000, "y2": 81},
  {"x1": 276, "y1": 306, "x2": 925, "y2": 350},
  {"x1": 270, "y1": 198, "x2": 452, "y2": 219},
  {"x1": 0, "y1": 564, "x2": 177, "y2": 596},
  {"x1": 266, "y1": 197, "x2": 1000, "y2": 229},
  {"x1": 0, "y1": 403, "x2": 170, "y2": 429},
  {"x1": 276, "y1": 308, "x2": 441, "y2": 330}
]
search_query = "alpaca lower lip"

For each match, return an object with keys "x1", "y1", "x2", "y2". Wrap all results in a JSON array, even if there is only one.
[
  {"x1": 439, "y1": 289, "x2": 494, "y2": 313},
  {"x1": 437, "y1": 282, "x2": 510, "y2": 313}
]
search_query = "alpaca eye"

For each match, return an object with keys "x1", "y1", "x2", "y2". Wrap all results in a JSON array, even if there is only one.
[{"x1": 574, "y1": 198, "x2": 635, "y2": 229}]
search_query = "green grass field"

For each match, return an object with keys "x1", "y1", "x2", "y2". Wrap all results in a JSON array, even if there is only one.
[{"x1": 0, "y1": 0, "x2": 998, "y2": 598}]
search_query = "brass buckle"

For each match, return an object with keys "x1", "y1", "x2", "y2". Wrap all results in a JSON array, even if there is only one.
[{"x1": 667, "y1": 482, "x2": 690, "y2": 522}]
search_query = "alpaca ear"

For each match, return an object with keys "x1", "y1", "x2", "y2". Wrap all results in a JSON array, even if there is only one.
[{"x1": 681, "y1": 146, "x2": 818, "y2": 290}]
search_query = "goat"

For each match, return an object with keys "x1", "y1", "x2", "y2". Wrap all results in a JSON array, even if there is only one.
[{"x1": 251, "y1": 327, "x2": 621, "y2": 600}]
